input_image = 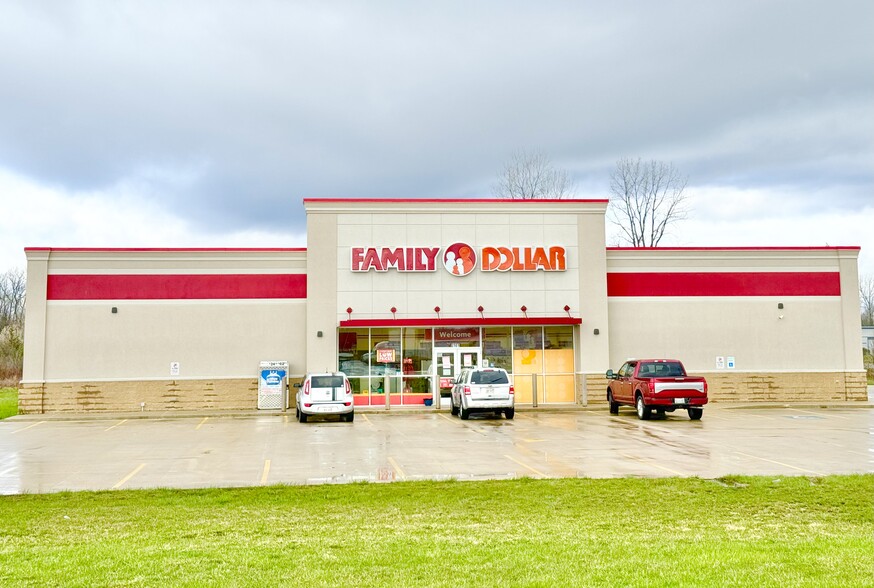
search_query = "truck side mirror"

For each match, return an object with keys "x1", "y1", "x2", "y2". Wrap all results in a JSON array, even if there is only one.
[{"x1": 605, "y1": 369, "x2": 615, "y2": 379}]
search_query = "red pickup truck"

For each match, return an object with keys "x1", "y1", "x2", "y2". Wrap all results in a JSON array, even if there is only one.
[{"x1": 606, "y1": 359, "x2": 708, "y2": 420}]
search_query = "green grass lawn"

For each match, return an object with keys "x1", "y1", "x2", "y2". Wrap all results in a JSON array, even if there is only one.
[
  {"x1": 1, "y1": 475, "x2": 871, "y2": 587},
  {"x1": 0, "y1": 387, "x2": 16, "y2": 420}
]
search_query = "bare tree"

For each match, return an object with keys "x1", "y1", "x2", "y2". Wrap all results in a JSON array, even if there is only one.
[
  {"x1": 0, "y1": 268, "x2": 25, "y2": 383},
  {"x1": 861, "y1": 274, "x2": 874, "y2": 326},
  {"x1": 493, "y1": 150, "x2": 575, "y2": 200},
  {"x1": 608, "y1": 157, "x2": 689, "y2": 246},
  {"x1": 0, "y1": 268, "x2": 26, "y2": 331}
]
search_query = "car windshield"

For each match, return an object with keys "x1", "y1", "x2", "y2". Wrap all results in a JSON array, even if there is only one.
[
  {"x1": 311, "y1": 376, "x2": 345, "y2": 388},
  {"x1": 470, "y1": 371, "x2": 509, "y2": 385},
  {"x1": 639, "y1": 362, "x2": 685, "y2": 377}
]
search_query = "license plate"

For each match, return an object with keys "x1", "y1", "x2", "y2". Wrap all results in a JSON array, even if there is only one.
[{"x1": 675, "y1": 398, "x2": 687, "y2": 405}]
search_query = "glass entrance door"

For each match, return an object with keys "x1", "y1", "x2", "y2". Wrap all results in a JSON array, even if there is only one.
[{"x1": 432, "y1": 347, "x2": 481, "y2": 407}]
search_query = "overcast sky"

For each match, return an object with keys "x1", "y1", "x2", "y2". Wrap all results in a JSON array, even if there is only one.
[{"x1": 1, "y1": 1, "x2": 872, "y2": 275}]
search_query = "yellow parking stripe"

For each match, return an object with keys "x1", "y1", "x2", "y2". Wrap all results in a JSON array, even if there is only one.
[
  {"x1": 105, "y1": 419, "x2": 127, "y2": 431},
  {"x1": 621, "y1": 453, "x2": 685, "y2": 476},
  {"x1": 260, "y1": 459, "x2": 271, "y2": 484},
  {"x1": 11, "y1": 421, "x2": 45, "y2": 434},
  {"x1": 505, "y1": 455, "x2": 547, "y2": 478},
  {"x1": 734, "y1": 451, "x2": 824, "y2": 476},
  {"x1": 113, "y1": 463, "x2": 146, "y2": 489},
  {"x1": 195, "y1": 417, "x2": 209, "y2": 430},
  {"x1": 388, "y1": 456, "x2": 407, "y2": 480}
]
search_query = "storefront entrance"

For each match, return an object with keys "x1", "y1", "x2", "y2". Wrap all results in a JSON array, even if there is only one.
[{"x1": 433, "y1": 347, "x2": 481, "y2": 407}]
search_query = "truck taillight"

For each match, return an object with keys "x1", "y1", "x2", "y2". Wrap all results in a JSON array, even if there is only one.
[
  {"x1": 509, "y1": 385, "x2": 514, "y2": 395},
  {"x1": 463, "y1": 385, "x2": 471, "y2": 395},
  {"x1": 303, "y1": 381, "x2": 310, "y2": 395}
]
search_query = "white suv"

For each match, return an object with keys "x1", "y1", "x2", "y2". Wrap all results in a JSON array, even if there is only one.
[
  {"x1": 294, "y1": 372, "x2": 354, "y2": 422},
  {"x1": 450, "y1": 367, "x2": 515, "y2": 420}
]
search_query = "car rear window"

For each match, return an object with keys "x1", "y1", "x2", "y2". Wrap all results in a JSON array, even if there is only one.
[
  {"x1": 311, "y1": 376, "x2": 345, "y2": 388},
  {"x1": 470, "y1": 371, "x2": 509, "y2": 385},
  {"x1": 639, "y1": 362, "x2": 686, "y2": 377}
]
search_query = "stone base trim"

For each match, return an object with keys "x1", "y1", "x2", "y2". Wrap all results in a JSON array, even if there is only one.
[
  {"x1": 17, "y1": 378, "x2": 302, "y2": 414},
  {"x1": 581, "y1": 371, "x2": 868, "y2": 405}
]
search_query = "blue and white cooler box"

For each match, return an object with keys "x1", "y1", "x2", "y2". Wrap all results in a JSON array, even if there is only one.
[{"x1": 257, "y1": 360, "x2": 289, "y2": 409}]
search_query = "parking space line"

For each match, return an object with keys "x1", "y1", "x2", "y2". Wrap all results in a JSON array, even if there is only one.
[
  {"x1": 195, "y1": 417, "x2": 209, "y2": 430},
  {"x1": 113, "y1": 463, "x2": 146, "y2": 489},
  {"x1": 360, "y1": 413, "x2": 374, "y2": 426},
  {"x1": 734, "y1": 451, "x2": 824, "y2": 476},
  {"x1": 0, "y1": 467, "x2": 16, "y2": 476},
  {"x1": 104, "y1": 419, "x2": 128, "y2": 432},
  {"x1": 788, "y1": 408, "x2": 849, "y2": 420},
  {"x1": 621, "y1": 453, "x2": 685, "y2": 476},
  {"x1": 504, "y1": 455, "x2": 547, "y2": 478},
  {"x1": 438, "y1": 414, "x2": 455, "y2": 423},
  {"x1": 260, "y1": 459, "x2": 271, "y2": 485},
  {"x1": 11, "y1": 421, "x2": 45, "y2": 434},
  {"x1": 387, "y1": 457, "x2": 406, "y2": 480}
]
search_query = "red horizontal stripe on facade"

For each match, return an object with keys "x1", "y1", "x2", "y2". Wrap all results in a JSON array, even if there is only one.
[
  {"x1": 340, "y1": 317, "x2": 582, "y2": 327},
  {"x1": 47, "y1": 274, "x2": 307, "y2": 300},
  {"x1": 606, "y1": 272, "x2": 840, "y2": 297}
]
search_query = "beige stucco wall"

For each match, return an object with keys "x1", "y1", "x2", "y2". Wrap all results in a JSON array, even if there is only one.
[
  {"x1": 22, "y1": 249, "x2": 308, "y2": 390},
  {"x1": 604, "y1": 248, "x2": 862, "y2": 373}
]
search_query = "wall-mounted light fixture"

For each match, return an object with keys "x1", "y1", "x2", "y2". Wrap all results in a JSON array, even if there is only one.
[
  {"x1": 111, "y1": 307, "x2": 118, "y2": 314},
  {"x1": 520, "y1": 305, "x2": 527, "y2": 318},
  {"x1": 346, "y1": 307, "x2": 353, "y2": 320},
  {"x1": 564, "y1": 305, "x2": 571, "y2": 317},
  {"x1": 317, "y1": 331, "x2": 323, "y2": 338},
  {"x1": 777, "y1": 303, "x2": 784, "y2": 309},
  {"x1": 477, "y1": 305, "x2": 484, "y2": 318},
  {"x1": 434, "y1": 306, "x2": 441, "y2": 318},
  {"x1": 593, "y1": 328, "x2": 600, "y2": 335},
  {"x1": 390, "y1": 306, "x2": 397, "y2": 319}
]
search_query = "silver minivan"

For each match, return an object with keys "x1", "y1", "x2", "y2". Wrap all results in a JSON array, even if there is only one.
[
  {"x1": 450, "y1": 367, "x2": 515, "y2": 420},
  {"x1": 294, "y1": 372, "x2": 354, "y2": 422}
]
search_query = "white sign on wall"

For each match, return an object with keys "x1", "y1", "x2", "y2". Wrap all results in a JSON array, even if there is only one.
[
  {"x1": 716, "y1": 356, "x2": 725, "y2": 370},
  {"x1": 727, "y1": 356, "x2": 736, "y2": 369},
  {"x1": 170, "y1": 362, "x2": 180, "y2": 376}
]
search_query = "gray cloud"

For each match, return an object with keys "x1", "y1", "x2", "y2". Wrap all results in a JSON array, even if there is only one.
[{"x1": 0, "y1": 0, "x2": 871, "y2": 235}]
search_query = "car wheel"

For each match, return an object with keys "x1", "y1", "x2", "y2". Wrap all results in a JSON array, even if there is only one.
[
  {"x1": 504, "y1": 408, "x2": 515, "y2": 420},
  {"x1": 450, "y1": 397, "x2": 459, "y2": 416},
  {"x1": 460, "y1": 405, "x2": 470, "y2": 420},
  {"x1": 608, "y1": 390, "x2": 619, "y2": 415},
  {"x1": 688, "y1": 408, "x2": 703, "y2": 420},
  {"x1": 299, "y1": 411, "x2": 307, "y2": 423},
  {"x1": 636, "y1": 395, "x2": 650, "y2": 420},
  {"x1": 345, "y1": 412, "x2": 354, "y2": 423}
]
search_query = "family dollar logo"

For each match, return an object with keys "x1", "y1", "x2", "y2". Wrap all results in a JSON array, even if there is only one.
[
  {"x1": 442, "y1": 243, "x2": 476, "y2": 276},
  {"x1": 350, "y1": 244, "x2": 566, "y2": 274}
]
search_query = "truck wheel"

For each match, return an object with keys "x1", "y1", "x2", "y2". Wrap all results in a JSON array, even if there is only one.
[
  {"x1": 450, "y1": 398, "x2": 459, "y2": 416},
  {"x1": 636, "y1": 395, "x2": 651, "y2": 420},
  {"x1": 608, "y1": 391, "x2": 619, "y2": 415},
  {"x1": 504, "y1": 408, "x2": 515, "y2": 420},
  {"x1": 460, "y1": 405, "x2": 470, "y2": 420},
  {"x1": 688, "y1": 408, "x2": 703, "y2": 420}
]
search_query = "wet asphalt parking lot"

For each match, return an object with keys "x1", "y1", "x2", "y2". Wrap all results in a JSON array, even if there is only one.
[{"x1": 1, "y1": 405, "x2": 871, "y2": 495}]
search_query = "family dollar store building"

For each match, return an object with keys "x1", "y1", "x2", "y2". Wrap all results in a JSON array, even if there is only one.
[{"x1": 19, "y1": 198, "x2": 867, "y2": 414}]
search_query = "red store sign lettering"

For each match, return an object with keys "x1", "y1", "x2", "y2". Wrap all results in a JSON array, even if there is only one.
[{"x1": 351, "y1": 245, "x2": 566, "y2": 273}]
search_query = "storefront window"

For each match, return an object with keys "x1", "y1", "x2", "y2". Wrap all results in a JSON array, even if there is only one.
[
  {"x1": 402, "y1": 328, "x2": 432, "y2": 376},
  {"x1": 339, "y1": 328, "x2": 370, "y2": 379},
  {"x1": 369, "y1": 328, "x2": 401, "y2": 393},
  {"x1": 483, "y1": 327, "x2": 512, "y2": 371}
]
